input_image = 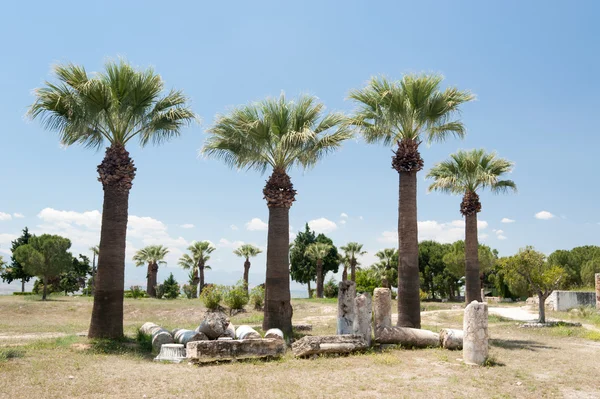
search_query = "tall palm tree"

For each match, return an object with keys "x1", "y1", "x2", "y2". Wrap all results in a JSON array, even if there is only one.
[
  {"x1": 202, "y1": 93, "x2": 350, "y2": 335},
  {"x1": 179, "y1": 241, "x2": 215, "y2": 297},
  {"x1": 427, "y1": 149, "x2": 516, "y2": 303},
  {"x1": 348, "y1": 74, "x2": 474, "y2": 328},
  {"x1": 340, "y1": 242, "x2": 366, "y2": 283},
  {"x1": 28, "y1": 60, "x2": 196, "y2": 338},
  {"x1": 133, "y1": 245, "x2": 169, "y2": 298},
  {"x1": 233, "y1": 244, "x2": 262, "y2": 294},
  {"x1": 305, "y1": 242, "x2": 333, "y2": 298},
  {"x1": 89, "y1": 245, "x2": 99, "y2": 296}
]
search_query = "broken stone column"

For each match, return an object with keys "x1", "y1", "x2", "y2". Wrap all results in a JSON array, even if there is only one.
[
  {"x1": 337, "y1": 281, "x2": 356, "y2": 335},
  {"x1": 151, "y1": 328, "x2": 174, "y2": 353},
  {"x1": 596, "y1": 273, "x2": 600, "y2": 310},
  {"x1": 439, "y1": 328, "x2": 463, "y2": 350},
  {"x1": 353, "y1": 293, "x2": 372, "y2": 346},
  {"x1": 463, "y1": 300, "x2": 489, "y2": 365},
  {"x1": 196, "y1": 311, "x2": 230, "y2": 339},
  {"x1": 265, "y1": 328, "x2": 284, "y2": 340},
  {"x1": 221, "y1": 323, "x2": 236, "y2": 339},
  {"x1": 236, "y1": 325, "x2": 261, "y2": 340},
  {"x1": 172, "y1": 329, "x2": 208, "y2": 346},
  {"x1": 373, "y1": 288, "x2": 392, "y2": 329}
]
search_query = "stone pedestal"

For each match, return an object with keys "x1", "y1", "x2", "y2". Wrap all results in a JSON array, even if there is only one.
[
  {"x1": 154, "y1": 343, "x2": 186, "y2": 363},
  {"x1": 463, "y1": 301, "x2": 488, "y2": 366},
  {"x1": 337, "y1": 281, "x2": 356, "y2": 335},
  {"x1": 373, "y1": 288, "x2": 392, "y2": 329},
  {"x1": 353, "y1": 293, "x2": 372, "y2": 346},
  {"x1": 596, "y1": 273, "x2": 600, "y2": 310}
]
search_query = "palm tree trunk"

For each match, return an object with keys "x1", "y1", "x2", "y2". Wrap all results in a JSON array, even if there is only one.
[
  {"x1": 150, "y1": 262, "x2": 159, "y2": 298},
  {"x1": 199, "y1": 265, "x2": 205, "y2": 295},
  {"x1": 21, "y1": 278, "x2": 25, "y2": 293},
  {"x1": 42, "y1": 275, "x2": 48, "y2": 301},
  {"x1": 342, "y1": 266, "x2": 347, "y2": 282},
  {"x1": 351, "y1": 258, "x2": 357, "y2": 282},
  {"x1": 262, "y1": 206, "x2": 293, "y2": 336},
  {"x1": 307, "y1": 280, "x2": 311, "y2": 298},
  {"x1": 91, "y1": 253, "x2": 96, "y2": 296},
  {"x1": 243, "y1": 259, "x2": 251, "y2": 295},
  {"x1": 146, "y1": 263, "x2": 153, "y2": 297},
  {"x1": 193, "y1": 268, "x2": 199, "y2": 298},
  {"x1": 397, "y1": 170, "x2": 421, "y2": 328},
  {"x1": 465, "y1": 212, "x2": 481, "y2": 303},
  {"x1": 316, "y1": 259, "x2": 324, "y2": 298},
  {"x1": 89, "y1": 145, "x2": 134, "y2": 339}
]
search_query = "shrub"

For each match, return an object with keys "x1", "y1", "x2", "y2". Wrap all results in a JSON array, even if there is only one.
[
  {"x1": 323, "y1": 277, "x2": 338, "y2": 298},
  {"x1": 200, "y1": 285, "x2": 222, "y2": 310},
  {"x1": 419, "y1": 289, "x2": 427, "y2": 301},
  {"x1": 12, "y1": 292, "x2": 34, "y2": 296},
  {"x1": 129, "y1": 285, "x2": 145, "y2": 299},
  {"x1": 182, "y1": 284, "x2": 195, "y2": 299},
  {"x1": 162, "y1": 273, "x2": 180, "y2": 299},
  {"x1": 249, "y1": 285, "x2": 265, "y2": 310},
  {"x1": 155, "y1": 284, "x2": 165, "y2": 299},
  {"x1": 223, "y1": 281, "x2": 249, "y2": 313}
]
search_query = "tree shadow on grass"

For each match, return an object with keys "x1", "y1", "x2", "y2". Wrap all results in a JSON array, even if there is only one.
[
  {"x1": 87, "y1": 334, "x2": 154, "y2": 360},
  {"x1": 490, "y1": 338, "x2": 558, "y2": 351}
]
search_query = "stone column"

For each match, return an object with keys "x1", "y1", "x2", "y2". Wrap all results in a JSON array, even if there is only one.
[
  {"x1": 353, "y1": 293, "x2": 372, "y2": 346},
  {"x1": 337, "y1": 281, "x2": 356, "y2": 335},
  {"x1": 595, "y1": 273, "x2": 600, "y2": 310},
  {"x1": 463, "y1": 300, "x2": 488, "y2": 365},
  {"x1": 373, "y1": 288, "x2": 392, "y2": 329}
]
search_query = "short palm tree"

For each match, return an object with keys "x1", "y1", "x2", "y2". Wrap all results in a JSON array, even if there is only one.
[
  {"x1": 348, "y1": 74, "x2": 474, "y2": 328},
  {"x1": 340, "y1": 242, "x2": 366, "y2": 283},
  {"x1": 305, "y1": 242, "x2": 333, "y2": 298},
  {"x1": 179, "y1": 241, "x2": 215, "y2": 297},
  {"x1": 338, "y1": 253, "x2": 351, "y2": 282},
  {"x1": 202, "y1": 93, "x2": 350, "y2": 335},
  {"x1": 233, "y1": 244, "x2": 262, "y2": 294},
  {"x1": 133, "y1": 245, "x2": 169, "y2": 298},
  {"x1": 29, "y1": 60, "x2": 196, "y2": 339},
  {"x1": 375, "y1": 248, "x2": 398, "y2": 288},
  {"x1": 427, "y1": 149, "x2": 516, "y2": 302},
  {"x1": 89, "y1": 245, "x2": 99, "y2": 296}
]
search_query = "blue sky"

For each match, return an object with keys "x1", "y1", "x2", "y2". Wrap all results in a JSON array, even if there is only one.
[{"x1": 1, "y1": 0, "x2": 598, "y2": 294}]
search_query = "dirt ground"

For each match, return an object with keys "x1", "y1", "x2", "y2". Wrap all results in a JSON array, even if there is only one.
[{"x1": 1, "y1": 295, "x2": 599, "y2": 399}]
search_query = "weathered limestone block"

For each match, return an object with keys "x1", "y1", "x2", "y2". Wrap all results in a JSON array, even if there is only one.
[
  {"x1": 292, "y1": 335, "x2": 368, "y2": 357},
  {"x1": 196, "y1": 311, "x2": 230, "y2": 340},
  {"x1": 221, "y1": 323, "x2": 236, "y2": 339},
  {"x1": 172, "y1": 329, "x2": 208, "y2": 346},
  {"x1": 463, "y1": 300, "x2": 489, "y2": 366},
  {"x1": 373, "y1": 288, "x2": 392, "y2": 329},
  {"x1": 353, "y1": 293, "x2": 372, "y2": 347},
  {"x1": 186, "y1": 339, "x2": 286, "y2": 363},
  {"x1": 596, "y1": 273, "x2": 600, "y2": 310},
  {"x1": 374, "y1": 326, "x2": 439, "y2": 348},
  {"x1": 235, "y1": 325, "x2": 261, "y2": 340},
  {"x1": 337, "y1": 281, "x2": 356, "y2": 335},
  {"x1": 154, "y1": 343, "x2": 186, "y2": 363},
  {"x1": 264, "y1": 328, "x2": 284, "y2": 340},
  {"x1": 439, "y1": 328, "x2": 463, "y2": 350}
]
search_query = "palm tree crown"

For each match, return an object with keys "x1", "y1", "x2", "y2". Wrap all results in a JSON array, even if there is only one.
[
  {"x1": 133, "y1": 245, "x2": 169, "y2": 266},
  {"x1": 305, "y1": 242, "x2": 333, "y2": 261},
  {"x1": 340, "y1": 242, "x2": 366, "y2": 260},
  {"x1": 180, "y1": 241, "x2": 215, "y2": 269},
  {"x1": 233, "y1": 244, "x2": 262, "y2": 259},
  {"x1": 375, "y1": 248, "x2": 398, "y2": 269}
]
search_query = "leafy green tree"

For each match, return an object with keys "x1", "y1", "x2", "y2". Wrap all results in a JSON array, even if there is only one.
[
  {"x1": 1, "y1": 227, "x2": 34, "y2": 292},
  {"x1": 581, "y1": 258, "x2": 600, "y2": 286},
  {"x1": 373, "y1": 248, "x2": 398, "y2": 288},
  {"x1": 349, "y1": 74, "x2": 474, "y2": 328},
  {"x1": 203, "y1": 94, "x2": 350, "y2": 335},
  {"x1": 13, "y1": 234, "x2": 73, "y2": 300},
  {"x1": 305, "y1": 242, "x2": 333, "y2": 298},
  {"x1": 428, "y1": 149, "x2": 516, "y2": 303},
  {"x1": 179, "y1": 241, "x2": 215, "y2": 297},
  {"x1": 223, "y1": 280, "x2": 250, "y2": 313},
  {"x1": 323, "y1": 277, "x2": 339, "y2": 298},
  {"x1": 418, "y1": 241, "x2": 453, "y2": 299},
  {"x1": 498, "y1": 247, "x2": 567, "y2": 323},
  {"x1": 443, "y1": 240, "x2": 498, "y2": 298},
  {"x1": 133, "y1": 245, "x2": 169, "y2": 298},
  {"x1": 233, "y1": 244, "x2": 262, "y2": 294},
  {"x1": 162, "y1": 273, "x2": 180, "y2": 299},
  {"x1": 548, "y1": 246, "x2": 600, "y2": 287},
  {"x1": 355, "y1": 268, "x2": 382, "y2": 295},
  {"x1": 340, "y1": 242, "x2": 366, "y2": 283},
  {"x1": 89, "y1": 245, "x2": 99, "y2": 296},
  {"x1": 29, "y1": 60, "x2": 196, "y2": 338},
  {"x1": 58, "y1": 254, "x2": 91, "y2": 295}
]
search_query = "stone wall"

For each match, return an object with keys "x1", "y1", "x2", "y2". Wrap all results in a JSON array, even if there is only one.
[{"x1": 545, "y1": 291, "x2": 596, "y2": 311}]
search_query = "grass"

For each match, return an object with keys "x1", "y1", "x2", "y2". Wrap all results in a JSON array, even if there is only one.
[{"x1": 1, "y1": 295, "x2": 600, "y2": 398}]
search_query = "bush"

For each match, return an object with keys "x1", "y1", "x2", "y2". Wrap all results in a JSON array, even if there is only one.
[
  {"x1": 249, "y1": 285, "x2": 265, "y2": 310},
  {"x1": 182, "y1": 284, "x2": 195, "y2": 299},
  {"x1": 155, "y1": 284, "x2": 165, "y2": 299},
  {"x1": 323, "y1": 277, "x2": 338, "y2": 298},
  {"x1": 200, "y1": 285, "x2": 222, "y2": 310},
  {"x1": 162, "y1": 273, "x2": 180, "y2": 299},
  {"x1": 129, "y1": 285, "x2": 146, "y2": 299},
  {"x1": 223, "y1": 281, "x2": 249, "y2": 313},
  {"x1": 12, "y1": 292, "x2": 34, "y2": 296}
]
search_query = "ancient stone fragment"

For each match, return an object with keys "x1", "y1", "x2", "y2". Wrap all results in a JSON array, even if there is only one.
[
  {"x1": 221, "y1": 323, "x2": 236, "y2": 339},
  {"x1": 353, "y1": 293, "x2": 372, "y2": 346},
  {"x1": 172, "y1": 329, "x2": 208, "y2": 346},
  {"x1": 196, "y1": 311, "x2": 230, "y2": 340},
  {"x1": 337, "y1": 281, "x2": 356, "y2": 335},
  {"x1": 154, "y1": 343, "x2": 186, "y2": 363},
  {"x1": 596, "y1": 273, "x2": 600, "y2": 310},
  {"x1": 463, "y1": 300, "x2": 489, "y2": 366},
  {"x1": 439, "y1": 328, "x2": 463, "y2": 350},
  {"x1": 264, "y1": 328, "x2": 284, "y2": 340},
  {"x1": 186, "y1": 339, "x2": 286, "y2": 363},
  {"x1": 374, "y1": 326, "x2": 440, "y2": 348},
  {"x1": 292, "y1": 335, "x2": 368, "y2": 357},
  {"x1": 373, "y1": 288, "x2": 392, "y2": 329},
  {"x1": 235, "y1": 325, "x2": 261, "y2": 340}
]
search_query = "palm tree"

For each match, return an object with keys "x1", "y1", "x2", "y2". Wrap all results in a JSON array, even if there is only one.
[
  {"x1": 233, "y1": 244, "x2": 262, "y2": 294},
  {"x1": 348, "y1": 74, "x2": 474, "y2": 328},
  {"x1": 427, "y1": 149, "x2": 516, "y2": 302},
  {"x1": 375, "y1": 248, "x2": 398, "y2": 288},
  {"x1": 179, "y1": 241, "x2": 215, "y2": 297},
  {"x1": 305, "y1": 242, "x2": 333, "y2": 298},
  {"x1": 340, "y1": 242, "x2": 366, "y2": 283},
  {"x1": 89, "y1": 245, "x2": 99, "y2": 296},
  {"x1": 133, "y1": 245, "x2": 169, "y2": 297},
  {"x1": 338, "y1": 253, "x2": 351, "y2": 282},
  {"x1": 202, "y1": 93, "x2": 350, "y2": 335},
  {"x1": 28, "y1": 60, "x2": 196, "y2": 339}
]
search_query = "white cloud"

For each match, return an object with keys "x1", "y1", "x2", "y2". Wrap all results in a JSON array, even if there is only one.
[
  {"x1": 501, "y1": 218, "x2": 515, "y2": 224},
  {"x1": 218, "y1": 238, "x2": 244, "y2": 249},
  {"x1": 535, "y1": 211, "x2": 555, "y2": 220},
  {"x1": 308, "y1": 218, "x2": 338, "y2": 234},
  {"x1": 497, "y1": 235, "x2": 507, "y2": 240},
  {"x1": 340, "y1": 213, "x2": 348, "y2": 218},
  {"x1": 246, "y1": 218, "x2": 268, "y2": 231},
  {"x1": 0, "y1": 212, "x2": 13, "y2": 221},
  {"x1": 0, "y1": 233, "x2": 18, "y2": 251},
  {"x1": 230, "y1": 225, "x2": 239, "y2": 231},
  {"x1": 379, "y1": 219, "x2": 488, "y2": 244},
  {"x1": 359, "y1": 216, "x2": 364, "y2": 220},
  {"x1": 13, "y1": 213, "x2": 24, "y2": 219},
  {"x1": 493, "y1": 229, "x2": 504, "y2": 235},
  {"x1": 340, "y1": 220, "x2": 347, "y2": 225},
  {"x1": 180, "y1": 224, "x2": 194, "y2": 229}
]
